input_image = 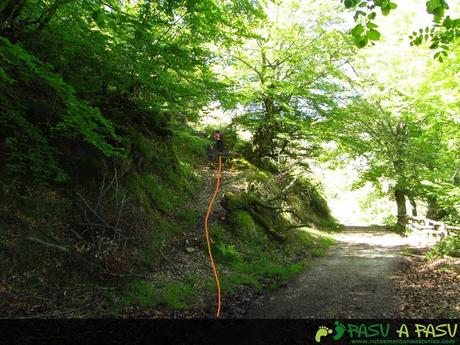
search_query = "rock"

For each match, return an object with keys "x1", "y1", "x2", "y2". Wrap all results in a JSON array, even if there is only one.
[{"x1": 185, "y1": 247, "x2": 195, "y2": 253}]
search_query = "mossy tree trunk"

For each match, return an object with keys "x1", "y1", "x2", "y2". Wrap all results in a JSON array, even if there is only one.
[{"x1": 221, "y1": 192, "x2": 287, "y2": 242}]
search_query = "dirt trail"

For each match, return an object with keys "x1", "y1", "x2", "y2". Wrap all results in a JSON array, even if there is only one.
[{"x1": 245, "y1": 226, "x2": 429, "y2": 318}]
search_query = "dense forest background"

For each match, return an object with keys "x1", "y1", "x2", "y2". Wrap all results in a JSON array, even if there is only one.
[{"x1": 0, "y1": 0, "x2": 459, "y2": 317}]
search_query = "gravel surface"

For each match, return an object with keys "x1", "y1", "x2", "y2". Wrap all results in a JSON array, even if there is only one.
[{"x1": 245, "y1": 226, "x2": 432, "y2": 318}]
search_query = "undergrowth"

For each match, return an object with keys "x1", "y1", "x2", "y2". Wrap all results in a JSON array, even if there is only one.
[
  {"x1": 108, "y1": 279, "x2": 196, "y2": 315},
  {"x1": 427, "y1": 233, "x2": 460, "y2": 260},
  {"x1": 209, "y1": 222, "x2": 335, "y2": 295}
]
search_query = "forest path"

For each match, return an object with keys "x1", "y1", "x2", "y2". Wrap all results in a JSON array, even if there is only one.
[{"x1": 245, "y1": 226, "x2": 429, "y2": 318}]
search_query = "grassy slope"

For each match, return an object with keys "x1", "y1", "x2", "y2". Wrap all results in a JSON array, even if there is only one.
[{"x1": 0, "y1": 125, "x2": 339, "y2": 317}]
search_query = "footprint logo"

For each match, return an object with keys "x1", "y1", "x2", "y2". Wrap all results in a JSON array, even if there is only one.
[
  {"x1": 333, "y1": 321, "x2": 346, "y2": 341},
  {"x1": 315, "y1": 326, "x2": 333, "y2": 343}
]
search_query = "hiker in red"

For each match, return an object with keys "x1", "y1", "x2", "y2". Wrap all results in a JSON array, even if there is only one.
[{"x1": 215, "y1": 130, "x2": 223, "y2": 153}]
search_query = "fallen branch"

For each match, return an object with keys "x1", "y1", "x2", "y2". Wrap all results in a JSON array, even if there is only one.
[
  {"x1": 286, "y1": 224, "x2": 311, "y2": 230},
  {"x1": 26, "y1": 236, "x2": 145, "y2": 278},
  {"x1": 247, "y1": 208, "x2": 286, "y2": 242},
  {"x1": 76, "y1": 192, "x2": 121, "y2": 232},
  {"x1": 26, "y1": 237, "x2": 69, "y2": 252},
  {"x1": 267, "y1": 175, "x2": 300, "y2": 202}
]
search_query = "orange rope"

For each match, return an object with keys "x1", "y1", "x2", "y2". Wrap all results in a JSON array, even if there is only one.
[{"x1": 204, "y1": 155, "x2": 222, "y2": 318}]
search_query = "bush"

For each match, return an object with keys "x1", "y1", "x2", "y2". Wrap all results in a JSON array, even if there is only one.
[
  {"x1": 383, "y1": 214, "x2": 397, "y2": 227},
  {"x1": 427, "y1": 234, "x2": 460, "y2": 260},
  {"x1": 214, "y1": 243, "x2": 241, "y2": 263}
]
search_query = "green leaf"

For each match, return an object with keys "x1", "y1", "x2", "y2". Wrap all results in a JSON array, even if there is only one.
[
  {"x1": 354, "y1": 10, "x2": 366, "y2": 20},
  {"x1": 354, "y1": 34, "x2": 369, "y2": 48},
  {"x1": 381, "y1": 7, "x2": 390, "y2": 16},
  {"x1": 351, "y1": 24, "x2": 365, "y2": 37},
  {"x1": 427, "y1": 0, "x2": 441, "y2": 13},
  {"x1": 433, "y1": 6, "x2": 445, "y2": 19},
  {"x1": 367, "y1": 22, "x2": 378, "y2": 29},
  {"x1": 367, "y1": 29, "x2": 381, "y2": 41},
  {"x1": 344, "y1": 0, "x2": 356, "y2": 8},
  {"x1": 413, "y1": 36, "x2": 423, "y2": 46},
  {"x1": 443, "y1": 16, "x2": 453, "y2": 28},
  {"x1": 380, "y1": 0, "x2": 390, "y2": 9}
]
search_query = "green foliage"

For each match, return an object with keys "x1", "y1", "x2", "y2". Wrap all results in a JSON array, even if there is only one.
[
  {"x1": 320, "y1": 74, "x2": 459, "y2": 223},
  {"x1": 123, "y1": 279, "x2": 194, "y2": 309},
  {"x1": 0, "y1": 37, "x2": 123, "y2": 189},
  {"x1": 214, "y1": 243, "x2": 241, "y2": 264},
  {"x1": 231, "y1": 210, "x2": 258, "y2": 241},
  {"x1": 401, "y1": 247, "x2": 413, "y2": 256},
  {"x1": 426, "y1": 183, "x2": 460, "y2": 224},
  {"x1": 285, "y1": 229, "x2": 335, "y2": 257},
  {"x1": 175, "y1": 209, "x2": 201, "y2": 232},
  {"x1": 216, "y1": 247, "x2": 308, "y2": 294},
  {"x1": 383, "y1": 214, "x2": 398, "y2": 227},
  {"x1": 232, "y1": 259, "x2": 306, "y2": 281},
  {"x1": 0, "y1": 0, "x2": 263, "y2": 194},
  {"x1": 309, "y1": 189, "x2": 332, "y2": 219},
  {"x1": 225, "y1": 1, "x2": 355, "y2": 161},
  {"x1": 343, "y1": 0, "x2": 459, "y2": 59},
  {"x1": 229, "y1": 157, "x2": 257, "y2": 172},
  {"x1": 213, "y1": 195, "x2": 335, "y2": 293},
  {"x1": 427, "y1": 234, "x2": 460, "y2": 259},
  {"x1": 143, "y1": 174, "x2": 179, "y2": 214},
  {"x1": 3, "y1": 0, "x2": 459, "y2": 317},
  {"x1": 171, "y1": 126, "x2": 208, "y2": 162}
]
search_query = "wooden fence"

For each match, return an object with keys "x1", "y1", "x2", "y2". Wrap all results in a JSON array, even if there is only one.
[{"x1": 407, "y1": 216, "x2": 460, "y2": 241}]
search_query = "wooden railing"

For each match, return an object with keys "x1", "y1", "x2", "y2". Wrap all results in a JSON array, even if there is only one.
[{"x1": 407, "y1": 216, "x2": 460, "y2": 240}]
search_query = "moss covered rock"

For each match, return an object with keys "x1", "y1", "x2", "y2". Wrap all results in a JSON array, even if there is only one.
[{"x1": 232, "y1": 210, "x2": 258, "y2": 240}]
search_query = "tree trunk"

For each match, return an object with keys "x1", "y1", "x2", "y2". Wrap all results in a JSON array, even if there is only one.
[
  {"x1": 394, "y1": 188, "x2": 407, "y2": 227},
  {"x1": 426, "y1": 196, "x2": 447, "y2": 220},
  {"x1": 251, "y1": 95, "x2": 278, "y2": 159},
  {"x1": 408, "y1": 194, "x2": 417, "y2": 217}
]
